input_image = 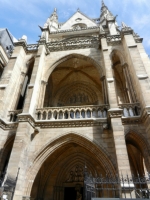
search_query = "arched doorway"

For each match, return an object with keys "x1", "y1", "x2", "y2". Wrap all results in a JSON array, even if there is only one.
[
  {"x1": 111, "y1": 50, "x2": 137, "y2": 104},
  {"x1": 0, "y1": 134, "x2": 15, "y2": 179},
  {"x1": 26, "y1": 134, "x2": 115, "y2": 200},
  {"x1": 126, "y1": 132, "x2": 150, "y2": 176}
]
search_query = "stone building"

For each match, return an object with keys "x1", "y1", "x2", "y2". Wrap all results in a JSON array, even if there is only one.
[
  {"x1": 0, "y1": 28, "x2": 16, "y2": 78},
  {"x1": 0, "y1": 1, "x2": 150, "y2": 200}
]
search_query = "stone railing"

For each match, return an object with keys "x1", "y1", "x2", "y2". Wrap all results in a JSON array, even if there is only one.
[
  {"x1": 119, "y1": 103, "x2": 141, "y2": 117},
  {"x1": 9, "y1": 110, "x2": 23, "y2": 122},
  {"x1": 36, "y1": 105, "x2": 109, "y2": 121}
]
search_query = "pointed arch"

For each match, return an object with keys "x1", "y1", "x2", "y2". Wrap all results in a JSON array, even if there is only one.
[
  {"x1": 125, "y1": 130, "x2": 150, "y2": 173},
  {"x1": 45, "y1": 53, "x2": 104, "y2": 81},
  {"x1": 0, "y1": 132, "x2": 15, "y2": 177},
  {"x1": 110, "y1": 49, "x2": 125, "y2": 66},
  {"x1": 23, "y1": 132, "x2": 116, "y2": 197}
]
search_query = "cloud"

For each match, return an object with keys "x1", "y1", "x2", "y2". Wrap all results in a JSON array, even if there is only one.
[{"x1": 0, "y1": 0, "x2": 150, "y2": 54}]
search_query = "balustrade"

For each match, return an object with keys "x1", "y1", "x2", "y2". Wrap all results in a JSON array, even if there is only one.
[
  {"x1": 9, "y1": 110, "x2": 23, "y2": 122},
  {"x1": 119, "y1": 103, "x2": 141, "y2": 117},
  {"x1": 36, "y1": 105, "x2": 109, "y2": 121}
]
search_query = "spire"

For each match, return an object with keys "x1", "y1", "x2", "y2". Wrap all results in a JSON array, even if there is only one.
[
  {"x1": 101, "y1": 0, "x2": 107, "y2": 12},
  {"x1": 100, "y1": 1, "x2": 118, "y2": 35},
  {"x1": 100, "y1": 1, "x2": 115, "y2": 22},
  {"x1": 49, "y1": 8, "x2": 58, "y2": 22},
  {"x1": 101, "y1": 0, "x2": 105, "y2": 6}
]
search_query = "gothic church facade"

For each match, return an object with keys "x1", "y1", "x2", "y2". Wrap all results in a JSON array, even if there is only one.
[{"x1": 0, "y1": 2, "x2": 150, "y2": 200}]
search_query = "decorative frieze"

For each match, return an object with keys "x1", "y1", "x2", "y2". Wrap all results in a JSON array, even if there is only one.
[
  {"x1": 106, "y1": 35, "x2": 121, "y2": 46},
  {"x1": 121, "y1": 116, "x2": 142, "y2": 125},
  {"x1": 26, "y1": 44, "x2": 39, "y2": 53},
  {"x1": 46, "y1": 37, "x2": 100, "y2": 52},
  {"x1": 50, "y1": 26, "x2": 99, "y2": 34}
]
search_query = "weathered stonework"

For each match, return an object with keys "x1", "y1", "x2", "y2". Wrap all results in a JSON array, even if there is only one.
[{"x1": 0, "y1": 2, "x2": 150, "y2": 200}]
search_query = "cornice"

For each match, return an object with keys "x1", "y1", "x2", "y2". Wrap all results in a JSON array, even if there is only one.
[
  {"x1": 108, "y1": 108, "x2": 123, "y2": 118},
  {"x1": 50, "y1": 26, "x2": 99, "y2": 35},
  {"x1": 14, "y1": 41, "x2": 39, "y2": 54},
  {"x1": 0, "y1": 118, "x2": 18, "y2": 130},
  {"x1": 1, "y1": 106, "x2": 150, "y2": 130},
  {"x1": 18, "y1": 114, "x2": 108, "y2": 129},
  {"x1": 46, "y1": 37, "x2": 100, "y2": 52},
  {"x1": 121, "y1": 116, "x2": 142, "y2": 125}
]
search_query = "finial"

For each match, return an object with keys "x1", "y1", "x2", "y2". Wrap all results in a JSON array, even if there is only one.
[
  {"x1": 101, "y1": 0, "x2": 105, "y2": 7},
  {"x1": 101, "y1": 0, "x2": 107, "y2": 11},
  {"x1": 54, "y1": 8, "x2": 57, "y2": 12},
  {"x1": 121, "y1": 22, "x2": 128, "y2": 28},
  {"x1": 77, "y1": 8, "x2": 80, "y2": 12}
]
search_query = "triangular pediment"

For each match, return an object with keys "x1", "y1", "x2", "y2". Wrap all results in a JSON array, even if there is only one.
[{"x1": 60, "y1": 10, "x2": 97, "y2": 30}]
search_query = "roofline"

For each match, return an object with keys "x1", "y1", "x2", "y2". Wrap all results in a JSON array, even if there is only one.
[
  {"x1": 60, "y1": 10, "x2": 98, "y2": 27},
  {"x1": 5, "y1": 28, "x2": 14, "y2": 45}
]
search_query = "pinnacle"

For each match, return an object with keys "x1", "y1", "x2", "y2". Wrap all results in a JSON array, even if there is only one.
[
  {"x1": 101, "y1": 0, "x2": 107, "y2": 11},
  {"x1": 101, "y1": 0, "x2": 105, "y2": 8},
  {"x1": 100, "y1": 0, "x2": 114, "y2": 18}
]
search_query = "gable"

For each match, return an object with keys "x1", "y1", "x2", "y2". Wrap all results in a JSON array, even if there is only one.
[{"x1": 60, "y1": 11, "x2": 97, "y2": 30}]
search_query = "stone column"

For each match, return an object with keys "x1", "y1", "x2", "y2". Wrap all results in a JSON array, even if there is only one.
[
  {"x1": 122, "y1": 64, "x2": 134, "y2": 103},
  {"x1": 101, "y1": 37, "x2": 131, "y2": 176},
  {"x1": 122, "y1": 30, "x2": 150, "y2": 107},
  {"x1": 100, "y1": 76, "x2": 108, "y2": 104},
  {"x1": 23, "y1": 43, "x2": 46, "y2": 115},
  {"x1": 3, "y1": 122, "x2": 34, "y2": 200},
  {"x1": 121, "y1": 29, "x2": 150, "y2": 143},
  {"x1": 0, "y1": 40, "x2": 27, "y2": 119},
  {"x1": 38, "y1": 80, "x2": 47, "y2": 109}
]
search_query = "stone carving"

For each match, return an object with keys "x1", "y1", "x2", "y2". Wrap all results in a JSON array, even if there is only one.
[
  {"x1": 68, "y1": 93, "x2": 89, "y2": 104},
  {"x1": 51, "y1": 26, "x2": 99, "y2": 34},
  {"x1": 46, "y1": 37, "x2": 100, "y2": 52},
  {"x1": 0, "y1": 118, "x2": 18, "y2": 130},
  {"x1": 66, "y1": 165, "x2": 84, "y2": 183},
  {"x1": 107, "y1": 35, "x2": 121, "y2": 45},
  {"x1": 108, "y1": 108, "x2": 123, "y2": 118},
  {"x1": 26, "y1": 44, "x2": 38, "y2": 53}
]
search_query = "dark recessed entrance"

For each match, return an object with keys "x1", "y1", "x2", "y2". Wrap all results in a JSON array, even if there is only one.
[{"x1": 64, "y1": 187, "x2": 83, "y2": 200}]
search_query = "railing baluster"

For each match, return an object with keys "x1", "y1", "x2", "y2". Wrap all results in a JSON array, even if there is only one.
[{"x1": 36, "y1": 105, "x2": 110, "y2": 121}]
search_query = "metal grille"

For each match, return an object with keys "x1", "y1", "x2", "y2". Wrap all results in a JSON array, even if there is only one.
[{"x1": 84, "y1": 172, "x2": 150, "y2": 199}]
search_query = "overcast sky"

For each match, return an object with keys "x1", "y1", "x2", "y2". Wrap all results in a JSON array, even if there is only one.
[{"x1": 1, "y1": 0, "x2": 150, "y2": 55}]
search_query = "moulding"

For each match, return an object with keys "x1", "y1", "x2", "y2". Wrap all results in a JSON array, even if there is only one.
[
  {"x1": 107, "y1": 78, "x2": 114, "y2": 83},
  {"x1": 108, "y1": 108, "x2": 123, "y2": 118},
  {"x1": 28, "y1": 84, "x2": 34, "y2": 88},
  {"x1": 0, "y1": 118, "x2": 18, "y2": 130},
  {"x1": 0, "y1": 84, "x2": 8, "y2": 88},
  {"x1": 137, "y1": 74, "x2": 148, "y2": 80},
  {"x1": 145, "y1": 106, "x2": 150, "y2": 115}
]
